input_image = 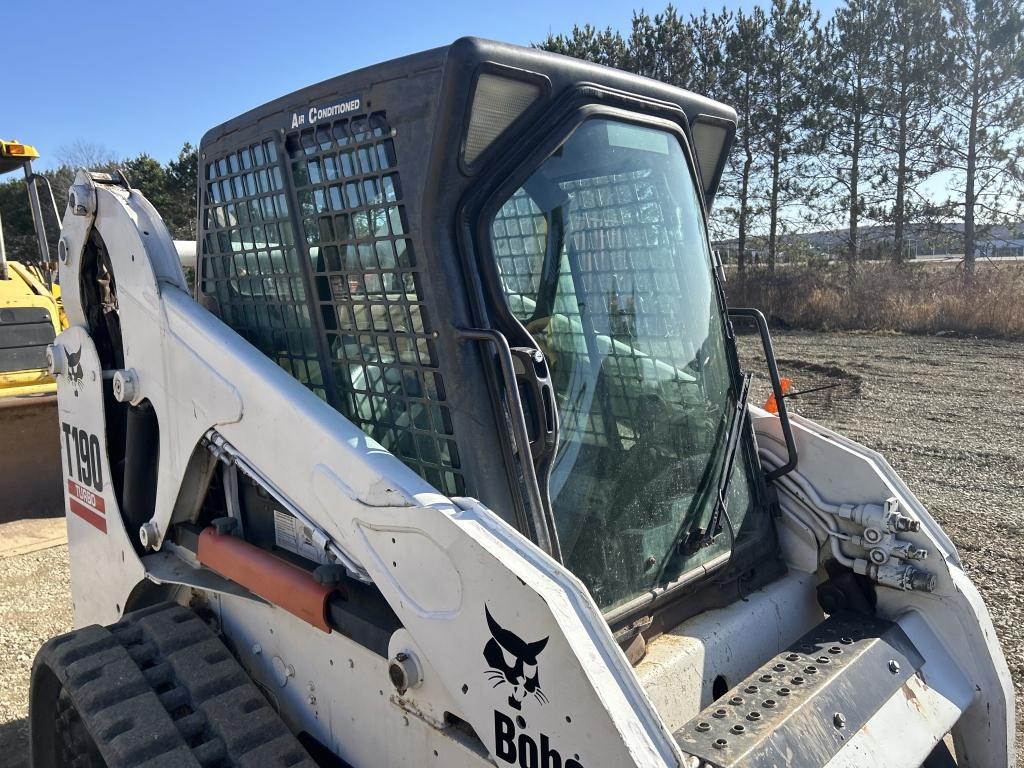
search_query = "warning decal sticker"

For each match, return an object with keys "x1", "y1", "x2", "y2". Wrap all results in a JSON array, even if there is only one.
[{"x1": 273, "y1": 509, "x2": 328, "y2": 564}]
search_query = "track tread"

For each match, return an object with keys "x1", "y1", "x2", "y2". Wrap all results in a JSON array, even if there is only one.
[{"x1": 32, "y1": 602, "x2": 316, "y2": 767}]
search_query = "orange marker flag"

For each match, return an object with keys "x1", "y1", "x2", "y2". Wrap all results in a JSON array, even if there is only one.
[{"x1": 764, "y1": 377, "x2": 793, "y2": 415}]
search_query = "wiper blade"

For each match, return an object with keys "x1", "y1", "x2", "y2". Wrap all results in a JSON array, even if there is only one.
[{"x1": 680, "y1": 372, "x2": 752, "y2": 556}]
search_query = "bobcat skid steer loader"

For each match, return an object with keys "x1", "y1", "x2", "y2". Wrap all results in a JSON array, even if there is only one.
[{"x1": 31, "y1": 38, "x2": 1013, "y2": 768}]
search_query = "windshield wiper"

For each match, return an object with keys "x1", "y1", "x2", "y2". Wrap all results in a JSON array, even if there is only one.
[{"x1": 678, "y1": 372, "x2": 752, "y2": 556}]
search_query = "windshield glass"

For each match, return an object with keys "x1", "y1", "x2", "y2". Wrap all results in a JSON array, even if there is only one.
[{"x1": 488, "y1": 118, "x2": 764, "y2": 611}]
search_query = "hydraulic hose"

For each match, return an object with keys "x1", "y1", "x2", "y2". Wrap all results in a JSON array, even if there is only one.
[{"x1": 759, "y1": 451, "x2": 858, "y2": 568}]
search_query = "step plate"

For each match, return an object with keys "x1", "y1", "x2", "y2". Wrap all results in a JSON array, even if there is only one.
[{"x1": 674, "y1": 612, "x2": 923, "y2": 768}]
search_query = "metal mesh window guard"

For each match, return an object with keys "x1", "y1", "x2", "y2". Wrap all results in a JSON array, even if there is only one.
[
  {"x1": 288, "y1": 113, "x2": 465, "y2": 497},
  {"x1": 199, "y1": 139, "x2": 326, "y2": 400}
]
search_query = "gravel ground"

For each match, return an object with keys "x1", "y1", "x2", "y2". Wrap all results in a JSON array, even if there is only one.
[
  {"x1": 0, "y1": 545, "x2": 71, "y2": 766},
  {"x1": 0, "y1": 330, "x2": 1019, "y2": 764}
]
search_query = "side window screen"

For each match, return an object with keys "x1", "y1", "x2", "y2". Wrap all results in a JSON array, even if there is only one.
[
  {"x1": 288, "y1": 113, "x2": 465, "y2": 497},
  {"x1": 200, "y1": 140, "x2": 326, "y2": 399}
]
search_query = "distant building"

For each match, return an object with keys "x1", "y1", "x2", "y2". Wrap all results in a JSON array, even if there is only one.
[{"x1": 714, "y1": 222, "x2": 1024, "y2": 263}]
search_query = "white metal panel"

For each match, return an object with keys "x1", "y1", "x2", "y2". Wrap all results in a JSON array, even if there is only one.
[
  {"x1": 636, "y1": 571, "x2": 823, "y2": 732},
  {"x1": 52, "y1": 326, "x2": 145, "y2": 626},
  {"x1": 215, "y1": 595, "x2": 493, "y2": 768}
]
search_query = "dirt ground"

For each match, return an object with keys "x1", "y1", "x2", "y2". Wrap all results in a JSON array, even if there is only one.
[{"x1": 0, "y1": 330, "x2": 1021, "y2": 765}]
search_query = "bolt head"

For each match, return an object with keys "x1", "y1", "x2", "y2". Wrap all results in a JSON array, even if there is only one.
[
  {"x1": 833, "y1": 712, "x2": 846, "y2": 729},
  {"x1": 112, "y1": 369, "x2": 138, "y2": 403},
  {"x1": 888, "y1": 659, "x2": 901, "y2": 675},
  {"x1": 388, "y1": 650, "x2": 422, "y2": 695},
  {"x1": 139, "y1": 521, "x2": 159, "y2": 550},
  {"x1": 46, "y1": 344, "x2": 64, "y2": 375},
  {"x1": 271, "y1": 656, "x2": 290, "y2": 687}
]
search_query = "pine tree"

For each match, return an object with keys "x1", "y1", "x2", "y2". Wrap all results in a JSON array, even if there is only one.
[
  {"x1": 687, "y1": 9, "x2": 733, "y2": 99},
  {"x1": 941, "y1": 0, "x2": 1024, "y2": 275},
  {"x1": 721, "y1": 7, "x2": 770, "y2": 271},
  {"x1": 626, "y1": 6, "x2": 694, "y2": 84},
  {"x1": 539, "y1": 24, "x2": 629, "y2": 68},
  {"x1": 870, "y1": 0, "x2": 949, "y2": 263},
  {"x1": 760, "y1": 0, "x2": 820, "y2": 271},
  {"x1": 165, "y1": 143, "x2": 199, "y2": 240},
  {"x1": 807, "y1": 0, "x2": 884, "y2": 270}
]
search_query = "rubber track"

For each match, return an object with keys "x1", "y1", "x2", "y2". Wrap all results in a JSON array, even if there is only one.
[{"x1": 33, "y1": 602, "x2": 317, "y2": 768}]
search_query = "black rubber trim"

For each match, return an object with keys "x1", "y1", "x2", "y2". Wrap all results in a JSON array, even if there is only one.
[{"x1": 30, "y1": 601, "x2": 316, "y2": 768}]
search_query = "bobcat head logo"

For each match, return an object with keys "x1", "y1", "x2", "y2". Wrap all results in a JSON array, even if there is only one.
[
  {"x1": 483, "y1": 606, "x2": 549, "y2": 710},
  {"x1": 64, "y1": 347, "x2": 84, "y2": 397}
]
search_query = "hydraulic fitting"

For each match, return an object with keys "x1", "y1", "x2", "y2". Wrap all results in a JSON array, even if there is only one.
[{"x1": 839, "y1": 497, "x2": 920, "y2": 534}]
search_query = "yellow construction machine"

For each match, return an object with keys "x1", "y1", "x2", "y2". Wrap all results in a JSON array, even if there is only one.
[{"x1": 0, "y1": 139, "x2": 66, "y2": 520}]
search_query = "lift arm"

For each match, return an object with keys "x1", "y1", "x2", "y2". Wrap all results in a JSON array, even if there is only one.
[{"x1": 52, "y1": 170, "x2": 689, "y2": 768}]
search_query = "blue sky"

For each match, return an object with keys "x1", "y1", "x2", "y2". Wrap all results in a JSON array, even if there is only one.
[{"x1": 2, "y1": 0, "x2": 841, "y2": 170}]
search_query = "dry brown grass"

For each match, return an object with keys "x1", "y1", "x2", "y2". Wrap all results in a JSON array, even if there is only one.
[{"x1": 725, "y1": 262, "x2": 1024, "y2": 339}]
